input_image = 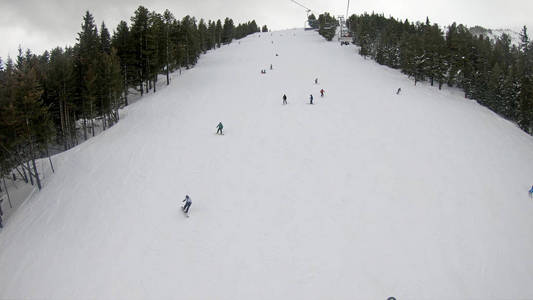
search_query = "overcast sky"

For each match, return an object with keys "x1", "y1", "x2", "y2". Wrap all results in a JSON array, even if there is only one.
[{"x1": 1, "y1": 0, "x2": 532, "y2": 59}]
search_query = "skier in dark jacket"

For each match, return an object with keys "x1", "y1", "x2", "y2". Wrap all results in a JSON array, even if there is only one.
[
  {"x1": 283, "y1": 94, "x2": 287, "y2": 105},
  {"x1": 320, "y1": 89, "x2": 325, "y2": 97},
  {"x1": 216, "y1": 122, "x2": 224, "y2": 135},
  {"x1": 309, "y1": 94, "x2": 314, "y2": 104},
  {"x1": 396, "y1": 88, "x2": 401, "y2": 95},
  {"x1": 182, "y1": 195, "x2": 192, "y2": 213},
  {"x1": 314, "y1": 78, "x2": 318, "y2": 84}
]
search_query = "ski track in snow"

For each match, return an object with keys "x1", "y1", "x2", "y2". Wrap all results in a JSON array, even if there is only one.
[{"x1": 1, "y1": 29, "x2": 533, "y2": 299}]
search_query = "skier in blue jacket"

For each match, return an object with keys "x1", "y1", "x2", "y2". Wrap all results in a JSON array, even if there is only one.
[
  {"x1": 216, "y1": 122, "x2": 224, "y2": 135},
  {"x1": 182, "y1": 195, "x2": 192, "y2": 213},
  {"x1": 529, "y1": 185, "x2": 533, "y2": 198}
]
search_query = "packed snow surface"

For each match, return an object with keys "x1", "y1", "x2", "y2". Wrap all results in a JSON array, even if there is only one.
[{"x1": 1, "y1": 29, "x2": 533, "y2": 299}]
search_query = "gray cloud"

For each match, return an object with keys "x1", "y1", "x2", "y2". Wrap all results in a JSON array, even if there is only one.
[{"x1": 1, "y1": 0, "x2": 532, "y2": 59}]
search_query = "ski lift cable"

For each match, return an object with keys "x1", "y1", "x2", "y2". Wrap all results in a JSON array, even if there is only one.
[
  {"x1": 346, "y1": 0, "x2": 350, "y2": 20},
  {"x1": 289, "y1": 0, "x2": 312, "y2": 13}
]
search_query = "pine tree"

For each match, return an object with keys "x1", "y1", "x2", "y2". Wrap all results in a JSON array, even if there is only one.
[
  {"x1": 100, "y1": 22, "x2": 111, "y2": 55},
  {"x1": 12, "y1": 50, "x2": 54, "y2": 190},
  {"x1": 74, "y1": 10, "x2": 100, "y2": 140},
  {"x1": 162, "y1": 10, "x2": 177, "y2": 85},
  {"x1": 207, "y1": 21, "x2": 216, "y2": 50},
  {"x1": 111, "y1": 20, "x2": 132, "y2": 106},
  {"x1": 222, "y1": 18, "x2": 234, "y2": 44},
  {"x1": 215, "y1": 20, "x2": 223, "y2": 48},
  {"x1": 517, "y1": 26, "x2": 533, "y2": 132},
  {"x1": 198, "y1": 19, "x2": 208, "y2": 53},
  {"x1": 317, "y1": 13, "x2": 338, "y2": 41},
  {"x1": 130, "y1": 6, "x2": 152, "y2": 95},
  {"x1": 307, "y1": 14, "x2": 318, "y2": 29}
]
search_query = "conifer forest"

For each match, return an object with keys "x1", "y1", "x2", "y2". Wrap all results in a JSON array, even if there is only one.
[{"x1": 0, "y1": 6, "x2": 262, "y2": 186}]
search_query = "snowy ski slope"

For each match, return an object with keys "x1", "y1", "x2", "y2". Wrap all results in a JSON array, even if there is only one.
[{"x1": 1, "y1": 29, "x2": 533, "y2": 299}]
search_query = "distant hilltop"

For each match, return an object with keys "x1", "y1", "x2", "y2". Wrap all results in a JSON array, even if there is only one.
[{"x1": 469, "y1": 25, "x2": 521, "y2": 45}]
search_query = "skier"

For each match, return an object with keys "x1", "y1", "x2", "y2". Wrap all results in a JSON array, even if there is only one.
[
  {"x1": 216, "y1": 122, "x2": 224, "y2": 135},
  {"x1": 270, "y1": 64, "x2": 273, "y2": 70},
  {"x1": 396, "y1": 88, "x2": 401, "y2": 95},
  {"x1": 182, "y1": 195, "x2": 192, "y2": 214},
  {"x1": 283, "y1": 94, "x2": 287, "y2": 105},
  {"x1": 309, "y1": 94, "x2": 314, "y2": 104},
  {"x1": 320, "y1": 89, "x2": 325, "y2": 97},
  {"x1": 529, "y1": 185, "x2": 533, "y2": 198},
  {"x1": 314, "y1": 78, "x2": 318, "y2": 84}
]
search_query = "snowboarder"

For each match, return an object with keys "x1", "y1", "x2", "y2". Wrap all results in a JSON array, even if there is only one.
[
  {"x1": 216, "y1": 122, "x2": 224, "y2": 135},
  {"x1": 309, "y1": 94, "x2": 314, "y2": 104},
  {"x1": 396, "y1": 88, "x2": 401, "y2": 95},
  {"x1": 182, "y1": 195, "x2": 192, "y2": 214},
  {"x1": 320, "y1": 89, "x2": 325, "y2": 97},
  {"x1": 283, "y1": 94, "x2": 287, "y2": 105},
  {"x1": 314, "y1": 78, "x2": 318, "y2": 84},
  {"x1": 529, "y1": 185, "x2": 533, "y2": 198}
]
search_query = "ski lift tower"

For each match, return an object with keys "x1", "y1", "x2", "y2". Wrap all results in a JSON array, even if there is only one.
[
  {"x1": 289, "y1": 0, "x2": 313, "y2": 30},
  {"x1": 338, "y1": 0, "x2": 352, "y2": 45}
]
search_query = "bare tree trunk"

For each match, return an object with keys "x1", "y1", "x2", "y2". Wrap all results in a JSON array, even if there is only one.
[
  {"x1": 26, "y1": 160, "x2": 34, "y2": 186},
  {"x1": 82, "y1": 98, "x2": 88, "y2": 141},
  {"x1": 166, "y1": 27, "x2": 170, "y2": 85},
  {"x1": 59, "y1": 93, "x2": 66, "y2": 150},
  {"x1": 2, "y1": 177, "x2": 12, "y2": 208},
  {"x1": 139, "y1": 70, "x2": 144, "y2": 96},
  {"x1": 101, "y1": 96, "x2": 106, "y2": 131},
  {"x1": 15, "y1": 166, "x2": 27, "y2": 183},
  {"x1": 46, "y1": 145, "x2": 55, "y2": 173},
  {"x1": 90, "y1": 101, "x2": 95, "y2": 137},
  {"x1": 31, "y1": 158, "x2": 41, "y2": 190},
  {"x1": 124, "y1": 65, "x2": 129, "y2": 106},
  {"x1": 146, "y1": 56, "x2": 150, "y2": 94},
  {"x1": 115, "y1": 93, "x2": 120, "y2": 121},
  {"x1": 65, "y1": 105, "x2": 70, "y2": 149}
]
